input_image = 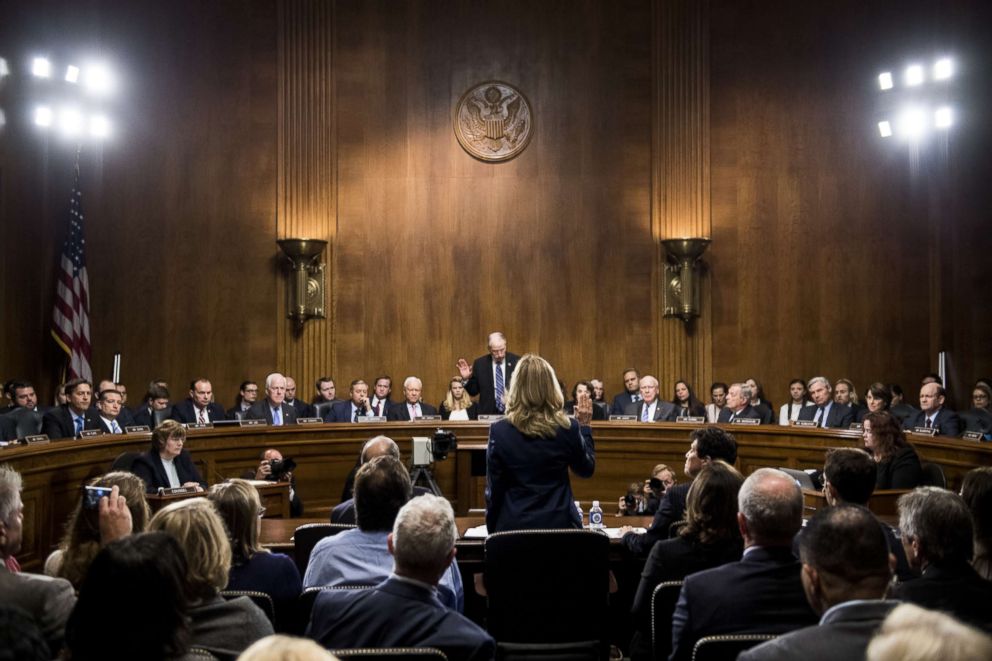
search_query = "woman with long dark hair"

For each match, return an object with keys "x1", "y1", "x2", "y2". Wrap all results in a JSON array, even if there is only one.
[{"x1": 863, "y1": 411, "x2": 923, "y2": 489}]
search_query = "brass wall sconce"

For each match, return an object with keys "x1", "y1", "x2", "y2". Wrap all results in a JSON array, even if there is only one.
[
  {"x1": 277, "y1": 238, "x2": 327, "y2": 331},
  {"x1": 662, "y1": 238, "x2": 711, "y2": 323}
]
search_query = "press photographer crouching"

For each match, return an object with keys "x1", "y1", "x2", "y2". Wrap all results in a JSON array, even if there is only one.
[
  {"x1": 248, "y1": 448, "x2": 303, "y2": 517},
  {"x1": 618, "y1": 463, "x2": 676, "y2": 516}
]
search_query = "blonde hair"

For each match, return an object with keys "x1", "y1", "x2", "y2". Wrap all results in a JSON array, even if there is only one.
[
  {"x1": 867, "y1": 603, "x2": 992, "y2": 661},
  {"x1": 148, "y1": 498, "x2": 232, "y2": 600},
  {"x1": 443, "y1": 377, "x2": 472, "y2": 412},
  {"x1": 504, "y1": 354, "x2": 570, "y2": 438},
  {"x1": 239, "y1": 635, "x2": 338, "y2": 661},
  {"x1": 208, "y1": 479, "x2": 267, "y2": 564}
]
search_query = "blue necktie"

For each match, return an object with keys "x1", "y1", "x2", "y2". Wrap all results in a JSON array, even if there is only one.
[
  {"x1": 272, "y1": 407, "x2": 282, "y2": 426},
  {"x1": 74, "y1": 416, "x2": 84, "y2": 437},
  {"x1": 111, "y1": 420, "x2": 121, "y2": 434},
  {"x1": 641, "y1": 404, "x2": 650, "y2": 422},
  {"x1": 495, "y1": 363, "x2": 505, "y2": 413}
]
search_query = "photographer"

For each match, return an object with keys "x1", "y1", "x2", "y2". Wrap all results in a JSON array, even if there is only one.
[
  {"x1": 249, "y1": 449, "x2": 303, "y2": 517},
  {"x1": 618, "y1": 463, "x2": 676, "y2": 516}
]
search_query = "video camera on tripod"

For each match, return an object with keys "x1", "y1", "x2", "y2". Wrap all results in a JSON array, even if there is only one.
[{"x1": 411, "y1": 429, "x2": 458, "y2": 496}]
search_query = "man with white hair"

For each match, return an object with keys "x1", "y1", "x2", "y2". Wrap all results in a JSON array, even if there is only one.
[
  {"x1": 307, "y1": 493, "x2": 493, "y2": 660},
  {"x1": 623, "y1": 375, "x2": 677, "y2": 422},
  {"x1": 797, "y1": 376, "x2": 854, "y2": 428},
  {"x1": 386, "y1": 376, "x2": 438, "y2": 421},
  {"x1": 245, "y1": 373, "x2": 297, "y2": 426},
  {"x1": 717, "y1": 383, "x2": 762, "y2": 423},
  {"x1": 457, "y1": 331, "x2": 520, "y2": 415}
]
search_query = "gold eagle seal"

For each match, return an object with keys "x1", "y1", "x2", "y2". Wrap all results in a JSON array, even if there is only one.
[{"x1": 453, "y1": 81, "x2": 533, "y2": 162}]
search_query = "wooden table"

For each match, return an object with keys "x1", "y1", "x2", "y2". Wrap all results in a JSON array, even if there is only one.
[{"x1": 146, "y1": 481, "x2": 292, "y2": 517}]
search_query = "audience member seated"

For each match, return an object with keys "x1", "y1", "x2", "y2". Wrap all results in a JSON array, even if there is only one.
[
  {"x1": 889, "y1": 487, "x2": 992, "y2": 632},
  {"x1": 617, "y1": 463, "x2": 676, "y2": 516},
  {"x1": 863, "y1": 411, "x2": 923, "y2": 490},
  {"x1": 821, "y1": 448, "x2": 913, "y2": 581},
  {"x1": 671, "y1": 380, "x2": 706, "y2": 418},
  {"x1": 368, "y1": 375, "x2": 395, "y2": 418},
  {"x1": 45, "y1": 471, "x2": 152, "y2": 588},
  {"x1": 961, "y1": 466, "x2": 992, "y2": 580},
  {"x1": 858, "y1": 381, "x2": 893, "y2": 422},
  {"x1": 149, "y1": 498, "x2": 274, "y2": 657},
  {"x1": 565, "y1": 380, "x2": 607, "y2": 420},
  {"x1": 5, "y1": 380, "x2": 49, "y2": 415},
  {"x1": 171, "y1": 378, "x2": 227, "y2": 425},
  {"x1": 669, "y1": 468, "x2": 818, "y2": 661},
  {"x1": 610, "y1": 368, "x2": 642, "y2": 415},
  {"x1": 902, "y1": 382, "x2": 961, "y2": 436},
  {"x1": 622, "y1": 426, "x2": 738, "y2": 557},
  {"x1": 228, "y1": 380, "x2": 259, "y2": 420},
  {"x1": 590, "y1": 378, "x2": 610, "y2": 418},
  {"x1": 95, "y1": 387, "x2": 127, "y2": 434},
  {"x1": 778, "y1": 378, "x2": 812, "y2": 425},
  {"x1": 324, "y1": 380, "x2": 373, "y2": 422},
  {"x1": 239, "y1": 635, "x2": 337, "y2": 661},
  {"x1": 796, "y1": 376, "x2": 854, "y2": 428},
  {"x1": 311, "y1": 376, "x2": 341, "y2": 407},
  {"x1": 41, "y1": 378, "x2": 101, "y2": 439},
  {"x1": 866, "y1": 603, "x2": 992, "y2": 661},
  {"x1": 741, "y1": 504, "x2": 899, "y2": 661},
  {"x1": 306, "y1": 455, "x2": 463, "y2": 612},
  {"x1": 249, "y1": 448, "x2": 304, "y2": 517},
  {"x1": 716, "y1": 383, "x2": 762, "y2": 423},
  {"x1": 95, "y1": 378, "x2": 136, "y2": 427},
  {"x1": 962, "y1": 383, "x2": 992, "y2": 438},
  {"x1": 623, "y1": 375, "x2": 676, "y2": 422},
  {"x1": 209, "y1": 479, "x2": 302, "y2": 632},
  {"x1": 0, "y1": 604, "x2": 50, "y2": 661},
  {"x1": 132, "y1": 383, "x2": 172, "y2": 428},
  {"x1": 705, "y1": 381, "x2": 728, "y2": 423},
  {"x1": 1, "y1": 465, "x2": 77, "y2": 655},
  {"x1": 64, "y1": 532, "x2": 194, "y2": 661},
  {"x1": 386, "y1": 376, "x2": 439, "y2": 421},
  {"x1": 744, "y1": 377, "x2": 775, "y2": 424},
  {"x1": 629, "y1": 460, "x2": 744, "y2": 660},
  {"x1": 306, "y1": 494, "x2": 495, "y2": 660},
  {"x1": 834, "y1": 378, "x2": 865, "y2": 421},
  {"x1": 439, "y1": 376, "x2": 478, "y2": 420},
  {"x1": 284, "y1": 376, "x2": 314, "y2": 418},
  {"x1": 245, "y1": 373, "x2": 298, "y2": 426},
  {"x1": 132, "y1": 420, "x2": 206, "y2": 494}
]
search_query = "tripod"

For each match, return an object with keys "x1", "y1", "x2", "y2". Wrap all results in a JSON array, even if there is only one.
[{"x1": 410, "y1": 464, "x2": 443, "y2": 496}]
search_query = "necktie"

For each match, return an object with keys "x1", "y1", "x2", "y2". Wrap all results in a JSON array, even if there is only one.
[
  {"x1": 74, "y1": 416, "x2": 84, "y2": 437},
  {"x1": 353, "y1": 407, "x2": 360, "y2": 422},
  {"x1": 374, "y1": 402, "x2": 380, "y2": 416},
  {"x1": 641, "y1": 404, "x2": 650, "y2": 422},
  {"x1": 495, "y1": 363, "x2": 505, "y2": 412},
  {"x1": 814, "y1": 406, "x2": 825, "y2": 426},
  {"x1": 925, "y1": 417, "x2": 932, "y2": 429},
  {"x1": 273, "y1": 407, "x2": 282, "y2": 426},
  {"x1": 729, "y1": 412, "x2": 736, "y2": 422},
  {"x1": 198, "y1": 408, "x2": 206, "y2": 424},
  {"x1": 410, "y1": 404, "x2": 418, "y2": 419},
  {"x1": 111, "y1": 420, "x2": 121, "y2": 434}
]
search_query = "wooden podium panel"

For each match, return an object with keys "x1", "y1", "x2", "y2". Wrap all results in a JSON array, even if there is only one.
[{"x1": 145, "y1": 481, "x2": 291, "y2": 518}]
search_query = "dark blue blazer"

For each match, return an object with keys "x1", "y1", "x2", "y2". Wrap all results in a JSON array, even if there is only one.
[
  {"x1": 386, "y1": 401, "x2": 439, "y2": 421},
  {"x1": 795, "y1": 402, "x2": 855, "y2": 428},
  {"x1": 132, "y1": 405, "x2": 173, "y2": 427},
  {"x1": 287, "y1": 399, "x2": 314, "y2": 418},
  {"x1": 170, "y1": 400, "x2": 228, "y2": 424},
  {"x1": 902, "y1": 408, "x2": 962, "y2": 437},
  {"x1": 227, "y1": 551, "x2": 302, "y2": 633},
  {"x1": 324, "y1": 400, "x2": 371, "y2": 423},
  {"x1": 464, "y1": 352, "x2": 520, "y2": 415},
  {"x1": 41, "y1": 406, "x2": 102, "y2": 440},
  {"x1": 307, "y1": 576, "x2": 494, "y2": 660},
  {"x1": 890, "y1": 561, "x2": 992, "y2": 632},
  {"x1": 485, "y1": 417, "x2": 595, "y2": 533},
  {"x1": 718, "y1": 404, "x2": 764, "y2": 423},
  {"x1": 244, "y1": 400, "x2": 297, "y2": 426},
  {"x1": 131, "y1": 449, "x2": 205, "y2": 493},
  {"x1": 610, "y1": 390, "x2": 642, "y2": 416},
  {"x1": 624, "y1": 399, "x2": 677, "y2": 422}
]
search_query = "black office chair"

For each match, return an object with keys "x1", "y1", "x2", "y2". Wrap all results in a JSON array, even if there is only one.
[
  {"x1": 332, "y1": 649, "x2": 447, "y2": 660},
  {"x1": 293, "y1": 522, "x2": 357, "y2": 575},
  {"x1": 152, "y1": 407, "x2": 171, "y2": 429},
  {"x1": 691, "y1": 634, "x2": 777, "y2": 661},
  {"x1": 299, "y1": 584, "x2": 374, "y2": 632},
  {"x1": 483, "y1": 529, "x2": 610, "y2": 651},
  {"x1": 960, "y1": 409, "x2": 992, "y2": 435},
  {"x1": 313, "y1": 401, "x2": 334, "y2": 420},
  {"x1": 668, "y1": 518, "x2": 687, "y2": 538},
  {"x1": 187, "y1": 647, "x2": 219, "y2": 659},
  {"x1": 9, "y1": 409, "x2": 43, "y2": 439},
  {"x1": 0, "y1": 415, "x2": 16, "y2": 442},
  {"x1": 219, "y1": 590, "x2": 275, "y2": 625},
  {"x1": 111, "y1": 451, "x2": 142, "y2": 472},
  {"x1": 651, "y1": 580, "x2": 684, "y2": 661},
  {"x1": 496, "y1": 641, "x2": 599, "y2": 661},
  {"x1": 920, "y1": 462, "x2": 947, "y2": 488}
]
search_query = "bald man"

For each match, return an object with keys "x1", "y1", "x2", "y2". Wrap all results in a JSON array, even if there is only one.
[{"x1": 902, "y1": 382, "x2": 961, "y2": 436}]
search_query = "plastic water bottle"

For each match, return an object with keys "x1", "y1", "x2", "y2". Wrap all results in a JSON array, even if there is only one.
[
  {"x1": 589, "y1": 500, "x2": 604, "y2": 529},
  {"x1": 575, "y1": 501, "x2": 585, "y2": 528}
]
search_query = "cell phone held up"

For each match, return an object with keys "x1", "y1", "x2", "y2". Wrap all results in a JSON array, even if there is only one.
[{"x1": 83, "y1": 485, "x2": 113, "y2": 509}]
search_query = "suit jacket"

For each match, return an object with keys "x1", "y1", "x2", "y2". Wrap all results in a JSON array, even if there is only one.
[
  {"x1": 386, "y1": 401, "x2": 439, "y2": 421},
  {"x1": 717, "y1": 404, "x2": 763, "y2": 424},
  {"x1": 97, "y1": 417, "x2": 128, "y2": 435},
  {"x1": 131, "y1": 449, "x2": 206, "y2": 493},
  {"x1": 40, "y1": 406, "x2": 102, "y2": 440},
  {"x1": 961, "y1": 408, "x2": 992, "y2": 435},
  {"x1": 132, "y1": 405, "x2": 172, "y2": 428},
  {"x1": 795, "y1": 402, "x2": 855, "y2": 428},
  {"x1": 622, "y1": 482, "x2": 691, "y2": 557},
  {"x1": 0, "y1": 565, "x2": 76, "y2": 655},
  {"x1": 875, "y1": 445, "x2": 924, "y2": 490},
  {"x1": 889, "y1": 561, "x2": 992, "y2": 632},
  {"x1": 902, "y1": 407, "x2": 962, "y2": 437},
  {"x1": 170, "y1": 399, "x2": 228, "y2": 424},
  {"x1": 738, "y1": 600, "x2": 901, "y2": 661},
  {"x1": 244, "y1": 400, "x2": 298, "y2": 426},
  {"x1": 464, "y1": 352, "x2": 520, "y2": 415},
  {"x1": 286, "y1": 398, "x2": 313, "y2": 418},
  {"x1": 324, "y1": 400, "x2": 372, "y2": 423},
  {"x1": 611, "y1": 390, "x2": 642, "y2": 416},
  {"x1": 670, "y1": 546, "x2": 819, "y2": 661},
  {"x1": 307, "y1": 576, "x2": 495, "y2": 661},
  {"x1": 624, "y1": 399, "x2": 677, "y2": 422}
]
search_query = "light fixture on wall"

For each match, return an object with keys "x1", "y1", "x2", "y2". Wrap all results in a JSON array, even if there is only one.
[
  {"x1": 662, "y1": 238, "x2": 710, "y2": 324},
  {"x1": 277, "y1": 238, "x2": 327, "y2": 331}
]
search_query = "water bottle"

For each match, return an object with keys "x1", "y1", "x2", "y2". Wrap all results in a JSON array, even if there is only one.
[
  {"x1": 589, "y1": 500, "x2": 604, "y2": 529},
  {"x1": 575, "y1": 500, "x2": 585, "y2": 528}
]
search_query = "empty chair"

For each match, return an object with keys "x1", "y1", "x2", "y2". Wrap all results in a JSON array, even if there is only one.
[
  {"x1": 111, "y1": 451, "x2": 142, "y2": 472},
  {"x1": 9, "y1": 408, "x2": 43, "y2": 438},
  {"x1": 293, "y1": 522, "x2": 356, "y2": 575},
  {"x1": 496, "y1": 641, "x2": 599, "y2": 660},
  {"x1": 314, "y1": 401, "x2": 334, "y2": 420},
  {"x1": 920, "y1": 462, "x2": 947, "y2": 488},
  {"x1": 691, "y1": 634, "x2": 777, "y2": 661},
  {"x1": 651, "y1": 581, "x2": 684, "y2": 661}
]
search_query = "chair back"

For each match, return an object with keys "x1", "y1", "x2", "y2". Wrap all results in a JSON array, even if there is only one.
[
  {"x1": 332, "y1": 648, "x2": 447, "y2": 660},
  {"x1": 299, "y1": 584, "x2": 374, "y2": 631},
  {"x1": 293, "y1": 522, "x2": 357, "y2": 574},
  {"x1": 496, "y1": 641, "x2": 599, "y2": 660},
  {"x1": 920, "y1": 462, "x2": 946, "y2": 488},
  {"x1": 152, "y1": 407, "x2": 171, "y2": 428},
  {"x1": 668, "y1": 518, "x2": 687, "y2": 538},
  {"x1": 111, "y1": 451, "x2": 142, "y2": 472},
  {"x1": 314, "y1": 401, "x2": 334, "y2": 420},
  {"x1": 219, "y1": 589, "x2": 275, "y2": 625},
  {"x1": 10, "y1": 409, "x2": 43, "y2": 438},
  {"x1": 651, "y1": 580, "x2": 684, "y2": 660},
  {"x1": 483, "y1": 529, "x2": 610, "y2": 646},
  {"x1": 691, "y1": 634, "x2": 777, "y2": 661}
]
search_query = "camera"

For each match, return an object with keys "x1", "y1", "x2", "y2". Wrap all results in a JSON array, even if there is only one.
[
  {"x1": 431, "y1": 429, "x2": 457, "y2": 461},
  {"x1": 623, "y1": 494, "x2": 637, "y2": 509},
  {"x1": 649, "y1": 477, "x2": 666, "y2": 493},
  {"x1": 83, "y1": 485, "x2": 112, "y2": 509},
  {"x1": 267, "y1": 457, "x2": 297, "y2": 481}
]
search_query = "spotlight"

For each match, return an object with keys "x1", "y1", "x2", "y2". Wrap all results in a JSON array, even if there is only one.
[
  {"x1": 878, "y1": 121, "x2": 893, "y2": 138},
  {"x1": 32, "y1": 57, "x2": 52, "y2": 78},
  {"x1": 59, "y1": 107, "x2": 83, "y2": 135},
  {"x1": 89, "y1": 114, "x2": 111, "y2": 138},
  {"x1": 904, "y1": 64, "x2": 924, "y2": 86},
  {"x1": 65, "y1": 65, "x2": 80, "y2": 83},
  {"x1": 933, "y1": 58, "x2": 954, "y2": 80},
  {"x1": 878, "y1": 72, "x2": 893, "y2": 90},
  {"x1": 935, "y1": 107, "x2": 953, "y2": 129},
  {"x1": 83, "y1": 64, "x2": 113, "y2": 94},
  {"x1": 34, "y1": 106, "x2": 53, "y2": 127},
  {"x1": 898, "y1": 107, "x2": 927, "y2": 140}
]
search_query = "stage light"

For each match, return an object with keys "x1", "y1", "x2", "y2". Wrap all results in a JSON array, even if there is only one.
[
  {"x1": 878, "y1": 72, "x2": 893, "y2": 90},
  {"x1": 878, "y1": 121, "x2": 892, "y2": 138},
  {"x1": 933, "y1": 58, "x2": 953, "y2": 80},
  {"x1": 32, "y1": 57, "x2": 51, "y2": 78},
  {"x1": 935, "y1": 107, "x2": 953, "y2": 129},
  {"x1": 83, "y1": 63, "x2": 113, "y2": 94},
  {"x1": 898, "y1": 107, "x2": 927, "y2": 140},
  {"x1": 89, "y1": 114, "x2": 111, "y2": 138},
  {"x1": 59, "y1": 107, "x2": 83, "y2": 135},
  {"x1": 34, "y1": 106, "x2": 53, "y2": 127},
  {"x1": 65, "y1": 65, "x2": 80, "y2": 83},
  {"x1": 904, "y1": 64, "x2": 924, "y2": 86}
]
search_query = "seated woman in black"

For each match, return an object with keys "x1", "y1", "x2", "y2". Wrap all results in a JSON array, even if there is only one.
[
  {"x1": 671, "y1": 380, "x2": 706, "y2": 418},
  {"x1": 565, "y1": 381, "x2": 606, "y2": 420},
  {"x1": 863, "y1": 411, "x2": 923, "y2": 490},
  {"x1": 132, "y1": 419, "x2": 206, "y2": 493}
]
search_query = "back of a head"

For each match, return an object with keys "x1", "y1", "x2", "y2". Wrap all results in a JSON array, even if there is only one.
[
  {"x1": 898, "y1": 487, "x2": 974, "y2": 566},
  {"x1": 359, "y1": 435, "x2": 400, "y2": 463},
  {"x1": 0, "y1": 465, "x2": 23, "y2": 539},
  {"x1": 693, "y1": 426, "x2": 738, "y2": 464},
  {"x1": 824, "y1": 448, "x2": 876, "y2": 505},
  {"x1": 682, "y1": 459, "x2": 744, "y2": 544},
  {"x1": 239, "y1": 635, "x2": 338, "y2": 661},
  {"x1": 799, "y1": 505, "x2": 891, "y2": 595},
  {"x1": 504, "y1": 354, "x2": 570, "y2": 438},
  {"x1": 392, "y1": 494, "x2": 457, "y2": 581},
  {"x1": 739, "y1": 468, "x2": 803, "y2": 545},
  {"x1": 867, "y1": 603, "x2": 992, "y2": 661},
  {"x1": 147, "y1": 498, "x2": 232, "y2": 601},
  {"x1": 354, "y1": 455, "x2": 411, "y2": 532},
  {"x1": 66, "y1": 532, "x2": 191, "y2": 661},
  {"x1": 962, "y1": 466, "x2": 992, "y2": 545},
  {"x1": 208, "y1": 478, "x2": 264, "y2": 563}
]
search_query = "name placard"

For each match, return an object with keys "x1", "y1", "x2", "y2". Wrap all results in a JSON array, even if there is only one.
[
  {"x1": 357, "y1": 416, "x2": 387, "y2": 423},
  {"x1": 184, "y1": 422, "x2": 211, "y2": 430},
  {"x1": 792, "y1": 420, "x2": 818, "y2": 428},
  {"x1": 80, "y1": 429, "x2": 101, "y2": 438},
  {"x1": 962, "y1": 431, "x2": 983, "y2": 441},
  {"x1": 159, "y1": 486, "x2": 197, "y2": 496},
  {"x1": 609, "y1": 415, "x2": 637, "y2": 421},
  {"x1": 911, "y1": 426, "x2": 936, "y2": 436},
  {"x1": 676, "y1": 416, "x2": 705, "y2": 424},
  {"x1": 240, "y1": 419, "x2": 266, "y2": 427},
  {"x1": 415, "y1": 415, "x2": 443, "y2": 421},
  {"x1": 23, "y1": 434, "x2": 50, "y2": 445},
  {"x1": 125, "y1": 425, "x2": 151, "y2": 433},
  {"x1": 296, "y1": 417, "x2": 323, "y2": 424},
  {"x1": 731, "y1": 417, "x2": 761, "y2": 425},
  {"x1": 848, "y1": 423, "x2": 864, "y2": 431},
  {"x1": 478, "y1": 414, "x2": 506, "y2": 422}
]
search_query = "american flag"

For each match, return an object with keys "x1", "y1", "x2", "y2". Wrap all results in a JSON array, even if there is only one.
[{"x1": 51, "y1": 164, "x2": 93, "y2": 382}]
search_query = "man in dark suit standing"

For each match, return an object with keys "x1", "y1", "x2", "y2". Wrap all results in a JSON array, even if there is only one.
[
  {"x1": 796, "y1": 376, "x2": 854, "y2": 428},
  {"x1": 739, "y1": 505, "x2": 900, "y2": 661},
  {"x1": 457, "y1": 331, "x2": 520, "y2": 415},
  {"x1": 624, "y1": 375, "x2": 676, "y2": 422},
  {"x1": 902, "y1": 382, "x2": 961, "y2": 436},
  {"x1": 669, "y1": 468, "x2": 818, "y2": 660},
  {"x1": 245, "y1": 373, "x2": 298, "y2": 426},
  {"x1": 170, "y1": 379, "x2": 227, "y2": 425},
  {"x1": 325, "y1": 380, "x2": 373, "y2": 422},
  {"x1": 386, "y1": 376, "x2": 439, "y2": 421},
  {"x1": 41, "y1": 379, "x2": 101, "y2": 440},
  {"x1": 610, "y1": 368, "x2": 642, "y2": 415},
  {"x1": 717, "y1": 382, "x2": 763, "y2": 423}
]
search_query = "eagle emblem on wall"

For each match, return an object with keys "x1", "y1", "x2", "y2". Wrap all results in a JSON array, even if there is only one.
[{"x1": 453, "y1": 81, "x2": 533, "y2": 162}]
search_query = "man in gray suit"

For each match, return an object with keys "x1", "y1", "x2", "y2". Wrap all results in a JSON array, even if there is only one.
[
  {"x1": 624, "y1": 375, "x2": 677, "y2": 422},
  {"x1": 739, "y1": 505, "x2": 898, "y2": 661},
  {"x1": 245, "y1": 373, "x2": 298, "y2": 426}
]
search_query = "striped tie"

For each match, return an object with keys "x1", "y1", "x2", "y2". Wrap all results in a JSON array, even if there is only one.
[{"x1": 495, "y1": 363, "x2": 505, "y2": 413}]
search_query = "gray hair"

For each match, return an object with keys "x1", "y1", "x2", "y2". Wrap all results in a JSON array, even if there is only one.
[
  {"x1": 360, "y1": 435, "x2": 400, "y2": 463},
  {"x1": 808, "y1": 376, "x2": 831, "y2": 391},
  {"x1": 403, "y1": 376, "x2": 422, "y2": 390},
  {"x1": 487, "y1": 331, "x2": 507, "y2": 348},
  {"x1": 392, "y1": 494, "x2": 457, "y2": 576},
  {"x1": 898, "y1": 487, "x2": 974, "y2": 564},
  {"x1": 739, "y1": 468, "x2": 803, "y2": 542},
  {"x1": 0, "y1": 465, "x2": 22, "y2": 524},
  {"x1": 729, "y1": 382, "x2": 752, "y2": 402},
  {"x1": 265, "y1": 372, "x2": 286, "y2": 389}
]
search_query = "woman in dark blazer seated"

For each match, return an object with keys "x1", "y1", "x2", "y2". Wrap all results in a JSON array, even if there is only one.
[
  {"x1": 565, "y1": 381, "x2": 607, "y2": 420},
  {"x1": 857, "y1": 382, "x2": 893, "y2": 422},
  {"x1": 485, "y1": 354, "x2": 595, "y2": 533},
  {"x1": 671, "y1": 380, "x2": 707, "y2": 418},
  {"x1": 438, "y1": 376, "x2": 478, "y2": 421},
  {"x1": 863, "y1": 411, "x2": 923, "y2": 490},
  {"x1": 132, "y1": 419, "x2": 206, "y2": 493}
]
